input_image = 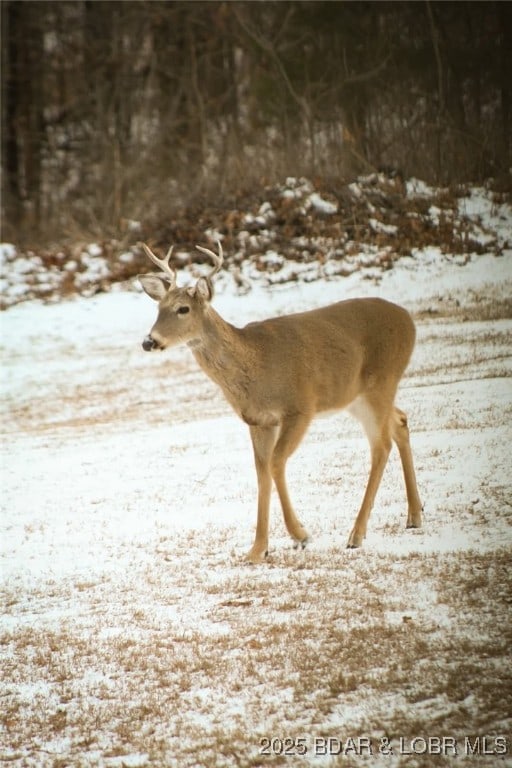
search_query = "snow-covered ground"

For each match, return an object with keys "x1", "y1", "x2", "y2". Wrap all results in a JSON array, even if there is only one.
[{"x1": 1, "y1": 208, "x2": 512, "y2": 765}]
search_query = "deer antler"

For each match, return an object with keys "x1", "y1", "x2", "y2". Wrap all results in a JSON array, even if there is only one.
[
  {"x1": 195, "y1": 240, "x2": 224, "y2": 281},
  {"x1": 140, "y1": 243, "x2": 176, "y2": 287}
]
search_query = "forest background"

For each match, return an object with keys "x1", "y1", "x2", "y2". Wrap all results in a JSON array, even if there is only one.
[{"x1": 1, "y1": 0, "x2": 511, "y2": 250}]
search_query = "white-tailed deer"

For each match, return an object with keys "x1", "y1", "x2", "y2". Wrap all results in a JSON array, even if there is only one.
[{"x1": 139, "y1": 241, "x2": 423, "y2": 563}]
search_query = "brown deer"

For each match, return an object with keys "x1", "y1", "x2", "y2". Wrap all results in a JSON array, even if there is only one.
[{"x1": 139, "y1": 241, "x2": 423, "y2": 563}]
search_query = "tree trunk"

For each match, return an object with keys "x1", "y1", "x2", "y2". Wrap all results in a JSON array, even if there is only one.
[{"x1": 1, "y1": 1, "x2": 22, "y2": 232}]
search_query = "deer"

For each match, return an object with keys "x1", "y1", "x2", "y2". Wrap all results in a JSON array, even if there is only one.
[{"x1": 138, "y1": 241, "x2": 423, "y2": 563}]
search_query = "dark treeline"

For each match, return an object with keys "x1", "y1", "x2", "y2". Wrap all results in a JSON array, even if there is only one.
[{"x1": 1, "y1": 1, "x2": 511, "y2": 243}]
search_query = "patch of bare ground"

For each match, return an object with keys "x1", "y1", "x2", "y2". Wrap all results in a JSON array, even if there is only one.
[
  {"x1": 408, "y1": 298, "x2": 512, "y2": 391},
  {"x1": 415, "y1": 294, "x2": 512, "y2": 323}
]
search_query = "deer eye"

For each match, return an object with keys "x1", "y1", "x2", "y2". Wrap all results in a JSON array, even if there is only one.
[{"x1": 177, "y1": 306, "x2": 190, "y2": 315}]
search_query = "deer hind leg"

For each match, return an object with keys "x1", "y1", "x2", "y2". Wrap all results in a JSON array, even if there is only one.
[
  {"x1": 347, "y1": 396, "x2": 393, "y2": 548},
  {"x1": 391, "y1": 407, "x2": 423, "y2": 529},
  {"x1": 247, "y1": 424, "x2": 278, "y2": 563},
  {"x1": 271, "y1": 414, "x2": 310, "y2": 549}
]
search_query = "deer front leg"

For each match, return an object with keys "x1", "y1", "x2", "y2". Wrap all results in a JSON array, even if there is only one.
[
  {"x1": 271, "y1": 415, "x2": 310, "y2": 549},
  {"x1": 247, "y1": 425, "x2": 278, "y2": 563}
]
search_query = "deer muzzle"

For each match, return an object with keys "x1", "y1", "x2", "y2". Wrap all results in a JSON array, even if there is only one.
[{"x1": 142, "y1": 334, "x2": 161, "y2": 351}]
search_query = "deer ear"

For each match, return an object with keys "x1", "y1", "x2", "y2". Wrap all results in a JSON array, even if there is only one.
[
  {"x1": 187, "y1": 277, "x2": 212, "y2": 301},
  {"x1": 138, "y1": 274, "x2": 169, "y2": 301},
  {"x1": 196, "y1": 277, "x2": 212, "y2": 300}
]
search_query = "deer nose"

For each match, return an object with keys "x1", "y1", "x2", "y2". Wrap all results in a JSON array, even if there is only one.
[{"x1": 142, "y1": 334, "x2": 158, "y2": 351}]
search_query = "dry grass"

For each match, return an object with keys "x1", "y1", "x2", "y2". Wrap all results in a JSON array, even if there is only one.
[{"x1": 2, "y1": 543, "x2": 511, "y2": 766}]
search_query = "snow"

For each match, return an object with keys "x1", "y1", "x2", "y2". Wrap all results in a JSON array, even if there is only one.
[
  {"x1": 307, "y1": 192, "x2": 338, "y2": 215},
  {"x1": 1, "y1": 185, "x2": 511, "y2": 766},
  {"x1": 369, "y1": 218, "x2": 398, "y2": 235},
  {"x1": 406, "y1": 178, "x2": 439, "y2": 198}
]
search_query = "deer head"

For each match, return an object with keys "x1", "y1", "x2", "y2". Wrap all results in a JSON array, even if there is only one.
[{"x1": 138, "y1": 241, "x2": 223, "y2": 351}]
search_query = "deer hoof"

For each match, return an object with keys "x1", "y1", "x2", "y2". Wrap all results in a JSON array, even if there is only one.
[
  {"x1": 407, "y1": 510, "x2": 423, "y2": 528},
  {"x1": 293, "y1": 536, "x2": 309, "y2": 551},
  {"x1": 245, "y1": 548, "x2": 269, "y2": 565},
  {"x1": 346, "y1": 529, "x2": 363, "y2": 548}
]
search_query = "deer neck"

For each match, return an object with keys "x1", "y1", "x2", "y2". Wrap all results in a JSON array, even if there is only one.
[{"x1": 188, "y1": 306, "x2": 253, "y2": 408}]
